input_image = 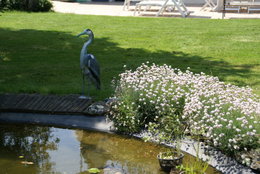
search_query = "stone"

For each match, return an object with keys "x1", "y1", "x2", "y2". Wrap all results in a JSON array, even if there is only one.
[
  {"x1": 248, "y1": 149, "x2": 260, "y2": 172},
  {"x1": 235, "y1": 148, "x2": 260, "y2": 172},
  {"x1": 83, "y1": 101, "x2": 110, "y2": 116},
  {"x1": 103, "y1": 168, "x2": 122, "y2": 174},
  {"x1": 104, "y1": 97, "x2": 118, "y2": 106},
  {"x1": 251, "y1": 160, "x2": 260, "y2": 172}
]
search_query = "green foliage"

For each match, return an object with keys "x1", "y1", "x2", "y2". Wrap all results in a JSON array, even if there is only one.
[
  {"x1": 0, "y1": 0, "x2": 53, "y2": 11},
  {"x1": 177, "y1": 160, "x2": 208, "y2": 174},
  {"x1": 108, "y1": 63, "x2": 259, "y2": 159},
  {"x1": 176, "y1": 143, "x2": 209, "y2": 174},
  {"x1": 108, "y1": 64, "x2": 189, "y2": 137},
  {"x1": 87, "y1": 168, "x2": 100, "y2": 174},
  {"x1": 146, "y1": 116, "x2": 187, "y2": 143}
]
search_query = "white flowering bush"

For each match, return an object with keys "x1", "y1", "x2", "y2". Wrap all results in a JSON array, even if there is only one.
[{"x1": 107, "y1": 63, "x2": 260, "y2": 156}]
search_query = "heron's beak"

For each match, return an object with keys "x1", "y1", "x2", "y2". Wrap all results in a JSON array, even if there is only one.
[{"x1": 77, "y1": 32, "x2": 85, "y2": 37}]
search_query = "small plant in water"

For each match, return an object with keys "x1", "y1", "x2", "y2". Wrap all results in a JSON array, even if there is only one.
[
  {"x1": 177, "y1": 142, "x2": 209, "y2": 174},
  {"x1": 158, "y1": 150, "x2": 184, "y2": 172},
  {"x1": 159, "y1": 144, "x2": 183, "y2": 160},
  {"x1": 177, "y1": 160, "x2": 208, "y2": 174},
  {"x1": 87, "y1": 168, "x2": 100, "y2": 174}
]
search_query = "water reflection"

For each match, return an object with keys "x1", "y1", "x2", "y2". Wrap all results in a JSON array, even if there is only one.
[
  {"x1": 0, "y1": 124, "x2": 219, "y2": 174},
  {"x1": 76, "y1": 130, "x2": 166, "y2": 174},
  {"x1": 0, "y1": 124, "x2": 60, "y2": 174}
]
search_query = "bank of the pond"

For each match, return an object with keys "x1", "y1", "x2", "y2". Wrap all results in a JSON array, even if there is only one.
[
  {"x1": 0, "y1": 112, "x2": 257, "y2": 174},
  {"x1": 134, "y1": 133, "x2": 257, "y2": 174},
  {"x1": 0, "y1": 112, "x2": 113, "y2": 133}
]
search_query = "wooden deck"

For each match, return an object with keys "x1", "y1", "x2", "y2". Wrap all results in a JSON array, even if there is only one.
[{"x1": 0, "y1": 94, "x2": 92, "y2": 115}]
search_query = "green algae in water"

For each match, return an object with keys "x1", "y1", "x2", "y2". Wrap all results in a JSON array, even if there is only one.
[{"x1": 0, "y1": 124, "x2": 220, "y2": 174}]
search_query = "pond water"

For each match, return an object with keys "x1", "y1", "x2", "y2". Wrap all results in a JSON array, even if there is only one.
[{"x1": 0, "y1": 124, "x2": 220, "y2": 174}]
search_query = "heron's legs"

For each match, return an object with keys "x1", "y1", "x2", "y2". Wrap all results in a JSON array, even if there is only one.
[
  {"x1": 87, "y1": 77, "x2": 90, "y2": 98},
  {"x1": 79, "y1": 73, "x2": 91, "y2": 100},
  {"x1": 85, "y1": 77, "x2": 92, "y2": 100},
  {"x1": 82, "y1": 73, "x2": 85, "y2": 96},
  {"x1": 79, "y1": 74, "x2": 88, "y2": 99}
]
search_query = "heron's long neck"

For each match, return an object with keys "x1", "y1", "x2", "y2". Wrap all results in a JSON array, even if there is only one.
[{"x1": 80, "y1": 33, "x2": 93, "y2": 59}]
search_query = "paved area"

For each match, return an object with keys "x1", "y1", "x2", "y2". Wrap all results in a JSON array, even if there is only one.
[{"x1": 52, "y1": 1, "x2": 260, "y2": 19}]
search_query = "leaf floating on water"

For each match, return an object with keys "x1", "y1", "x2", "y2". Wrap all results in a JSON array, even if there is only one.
[
  {"x1": 21, "y1": 161, "x2": 34, "y2": 165},
  {"x1": 87, "y1": 168, "x2": 100, "y2": 173},
  {"x1": 3, "y1": 57, "x2": 11, "y2": 62}
]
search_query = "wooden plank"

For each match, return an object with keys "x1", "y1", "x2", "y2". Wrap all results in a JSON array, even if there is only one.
[
  {"x1": 0, "y1": 94, "x2": 8, "y2": 108},
  {"x1": 75, "y1": 99, "x2": 91, "y2": 112},
  {"x1": 68, "y1": 100, "x2": 80, "y2": 112},
  {"x1": 66, "y1": 97, "x2": 80, "y2": 112},
  {"x1": 50, "y1": 96, "x2": 65, "y2": 113},
  {"x1": 52, "y1": 96, "x2": 67, "y2": 113},
  {"x1": 48, "y1": 96, "x2": 62, "y2": 112},
  {"x1": 26, "y1": 95, "x2": 39, "y2": 110},
  {"x1": 33, "y1": 95, "x2": 49, "y2": 111},
  {"x1": 0, "y1": 94, "x2": 94, "y2": 115},
  {"x1": 23, "y1": 95, "x2": 37, "y2": 111},
  {"x1": 62, "y1": 96, "x2": 77, "y2": 112},
  {"x1": 27, "y1": 95, "x2": 42, "y2": 111},
  {"x1": 2, "y1": 94, "x2": 18, "y2": 109},
  {"x1": 70, "y1": 96, "x2": 88, "y2": 113},
  {"x1": 43, "y1": 96, "x2": 57, "y2": 112},
  {"x1": 43, "y1": 97, "x2": 56, "y2": 112},
  {"x1": 54, "y1": 96, "x2": 71, "y2": 112},
  {"x1": 12, "y1": 94, "x2": 21, "y2": 108},
  {"x1": 17, "y1": 95, "x2": 28, "y2": 110},
  {"x1": 15, "y1": 95, "x2": 30, "y2": 110},
  {"x1": 38, "y1": 96, "x2": 51, "y2": 112}
]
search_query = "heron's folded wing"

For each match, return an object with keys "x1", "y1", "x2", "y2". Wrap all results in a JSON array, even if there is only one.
[{"x1": 88, "y1": 55, "x2": 101, "y2": 89}]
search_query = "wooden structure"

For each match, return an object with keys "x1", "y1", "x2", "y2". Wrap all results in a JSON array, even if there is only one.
[{"x1": 0, "y1": 94, "x2": 92, "y2": 115}]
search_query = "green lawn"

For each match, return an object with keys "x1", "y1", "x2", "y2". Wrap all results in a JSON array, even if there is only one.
[{"x1": 0, "y1": 12, "x2": 260, "y2": 100}]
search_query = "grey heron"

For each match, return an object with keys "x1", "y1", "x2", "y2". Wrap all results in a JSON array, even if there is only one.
[{"x1": 77, "y1": 29, "x2": 100, "y2": 99}]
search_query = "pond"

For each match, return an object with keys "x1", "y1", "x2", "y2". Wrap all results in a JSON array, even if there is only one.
[{"x1": 0, "y1": 124, "x2": 220, "y2": 174}]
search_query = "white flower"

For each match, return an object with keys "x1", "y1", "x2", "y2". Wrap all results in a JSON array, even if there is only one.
[{"x1": 110, "y1": 63, "x2": 260, "y2": 154}]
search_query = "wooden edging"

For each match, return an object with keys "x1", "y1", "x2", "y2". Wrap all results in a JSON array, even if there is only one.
[{"x1": 0, "y1": 94, "x2": 92, "y2": 115}]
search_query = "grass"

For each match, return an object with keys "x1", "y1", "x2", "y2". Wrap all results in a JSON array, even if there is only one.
[{"x1": 0, "y1": 11, "x2": 260, "y2": 100}]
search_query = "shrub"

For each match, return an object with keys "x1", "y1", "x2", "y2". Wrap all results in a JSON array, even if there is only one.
[
  {"x1": 0, "y1": 0, "x2": 53, "y2": 12},
  {"x1": 107, "y1": 63, "x2": 260, "y2": 156}
]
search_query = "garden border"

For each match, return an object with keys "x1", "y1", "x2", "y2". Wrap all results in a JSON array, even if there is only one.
[
  {"x1": 0, "y1": 112, "x2": 113, "y2": 133},
  {"x1": 134, "y1": 133, "x2": 256, "y2": 174}
]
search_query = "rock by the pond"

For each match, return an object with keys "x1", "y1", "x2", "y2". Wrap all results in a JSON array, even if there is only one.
[
  {"x1": 251, "y1": 160, "x2": 260, "y2": 172},
  {"x1": 235, "y1": 148, "x2": 260, "y2": 172},
  {"x1": 247, "y1": 150, "x2": 259, "y2": 172},
  {"x1": 83, "y1": 101, "x2": 110, "y2": 116},
  {"x1": 104, "y1": 97, "x2": 118, "y2": 106},
  {"x1": 103, "y1": 167, "x2": 122, "y2": 174}
]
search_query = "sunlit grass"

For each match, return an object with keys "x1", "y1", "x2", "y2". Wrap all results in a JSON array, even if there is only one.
[{"x1": 0, "y1": 11, "x2": 259, "y2": 100}]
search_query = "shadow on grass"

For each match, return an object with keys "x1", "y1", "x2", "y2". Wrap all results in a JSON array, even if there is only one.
[{"x1": 0, "y1": 28, "x2": 259, "y2": 99}]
